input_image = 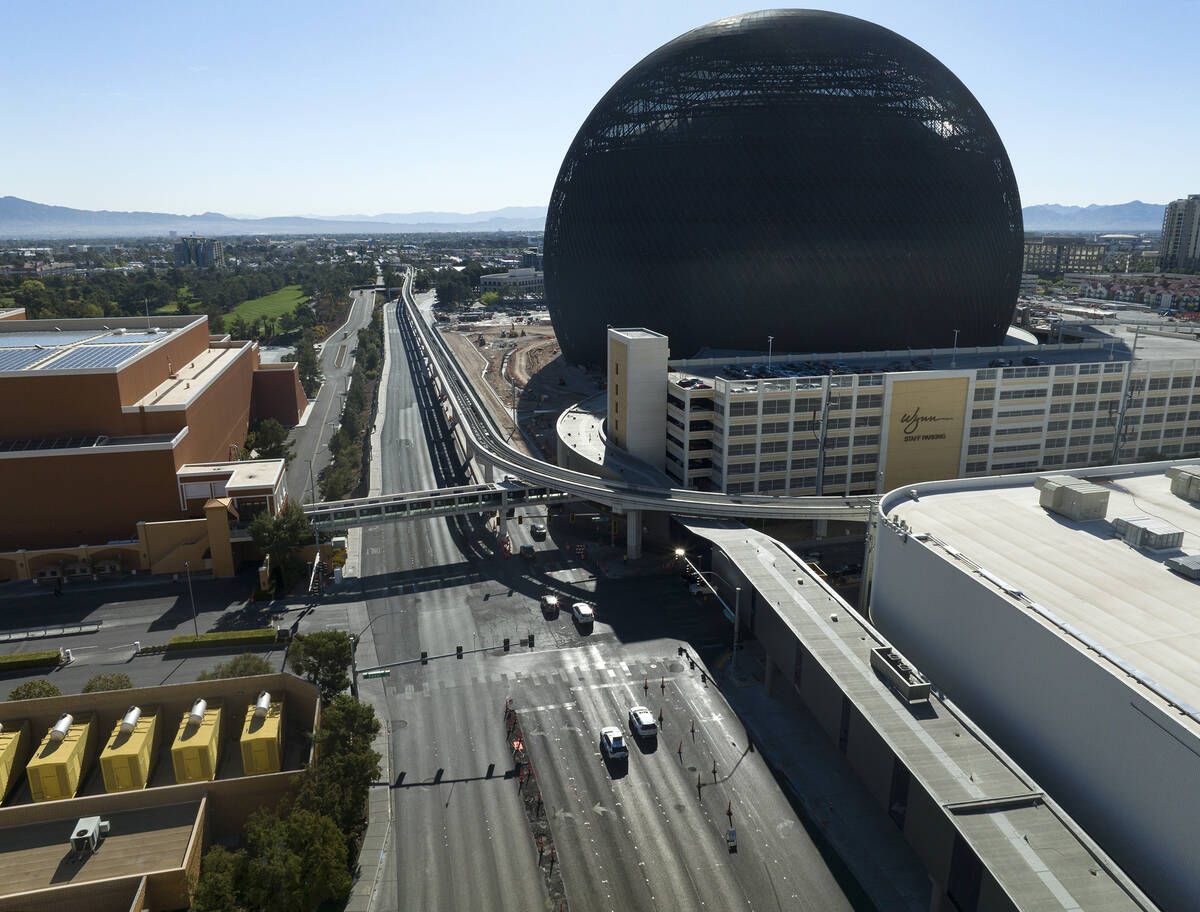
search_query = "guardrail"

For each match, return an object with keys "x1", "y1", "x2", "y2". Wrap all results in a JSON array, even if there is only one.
[{"x1": 400, "y1": 270, "x2": 876, "y2": 523}]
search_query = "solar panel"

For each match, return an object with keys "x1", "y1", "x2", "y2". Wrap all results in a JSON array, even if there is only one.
[
  {"x1": 38, "y1": 344, "x2": 145, "y2": 370},
  {"x1": 0, "y1": 348, "x2": 52, "y2": 371},
  {"x1": 85, "y1": 331, "x2": 165, "y2": 344},
  {"x1": 0, "y1": 331, "x2": 96, "y2": 348}
]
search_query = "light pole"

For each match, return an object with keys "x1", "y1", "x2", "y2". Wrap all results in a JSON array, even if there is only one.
[
  {"x1": 951, "y1": 328, "x2": 960, "y2": 368},
  {"x1": 675, "y1": 549, "x2": 743, "y2": 661},
  {"x1": 767, "y1": 335, "x2": 774, "y2": 369},
  {"x1": 308, "y1": 458, "x2": 316, "y2": 505},
  {"x1": 732, "y1": 586, "x2": 741, "y2": 671},
  {"x1": 184, "y1": 560, "x2": 198, "y2": 639}
]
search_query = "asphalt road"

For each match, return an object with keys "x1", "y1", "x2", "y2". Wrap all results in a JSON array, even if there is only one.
[
  {"x1": 285, "y1": 288, "x2": 377, "y2": 502},
  {"x1": 333, "y1": 290, "x2": 860, "y2": 910}
]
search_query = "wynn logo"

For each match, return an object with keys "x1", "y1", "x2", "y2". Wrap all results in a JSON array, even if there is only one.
[{"x1": 901, "y1": 407, "x2": 952, "y2": 439}]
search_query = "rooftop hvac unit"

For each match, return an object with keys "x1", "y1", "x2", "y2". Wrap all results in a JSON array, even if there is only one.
[
  {"x1": 1165, "y1": 465, "x2": 1200, "y2": 503},
  {"x1": 1166, "y1": 555, "x2": 1200, "y2": 581},
  {"x1": 69, "y1": 815, "x2": 110, "y2": 856},
  {"x1": 1113, "y1": 515, "x2": 1184, "y2": 552},
  {"x1": 253, "y1": 691, "x2": 271, "y2": 718},
  {"x1": 870, "y1": 647, "x2": 931, "y2": 703},
  {"x1": 1037, "y1": 475, "x2": 1109, "y2": 521}
]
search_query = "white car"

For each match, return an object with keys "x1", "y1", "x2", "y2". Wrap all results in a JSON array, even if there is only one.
[
  {"x1": 628, "y1": 705, "x2": 657, "y2": 738},
  {"x1": 572, "y1": 602, "x2": 595, "y2": 624},
  {"x1": 540, "y1": 593, "x2": 560, "y2": 616},
  {"x1": 600, "y1": 726, "x2": 628, "y2": 760}
]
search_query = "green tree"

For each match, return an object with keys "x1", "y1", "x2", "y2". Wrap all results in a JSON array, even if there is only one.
[
  {"x1": 288, "y1": 630, "x2": 352, "y2": 700},
  {"x1": 245, "y1": 418, "x2": 294, "y2": 463},
  {"x1": 240, "y1": 808, "x2": 351, "y2": 912},
  {"x1": 196, "y1": 652, "x2": 274, "y2": 681},
  {"x1": 286, "y1": 330, "x2": 322, "y2": 397},
  {"x1": 82, "y1": 672, "x2": 133, "y2": 693},
  {"x1": 190, "y1": 845, "x2": 248, "y2": 912},
  {"x1": 320, "y1": 693, "x2": 381, "y2": 755},
  {"x1": 250, "y1": 500, "x2": 316, "y2": 589},
  {"x1": 8, "y1": 679, "x2": 62, "y2": 700}
]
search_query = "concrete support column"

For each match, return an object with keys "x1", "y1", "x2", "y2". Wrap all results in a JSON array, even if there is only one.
[
  {"x1": 763, "y1": 654, "x2": 775, "y2": 698},
  {"x1": 814, "y1": 518, "x2": 828, "y2": 537},
  {"x1": 625, "y1": 509, "x2": 643, "y2": 560},
  {"x1": 481, "y1": 462, "x2": 494, "y2": 484}
]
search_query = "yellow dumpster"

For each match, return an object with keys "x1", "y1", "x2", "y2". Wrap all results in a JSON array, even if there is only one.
[
  {"x1": 100, "y1": 706, "x2": 159, "y2": 792},
  {"x1": 27, "y1": 711, "x2": 96, "y2": 802},
  {"x1": 0, "y1": 720, "x2": 32, "y2": 805},
  {"x1": 171, "y1": 698, "x2": 222, "y2": 784},
  {"x1": 240, "y1": 693, "x2": 285, "y2": 776}
]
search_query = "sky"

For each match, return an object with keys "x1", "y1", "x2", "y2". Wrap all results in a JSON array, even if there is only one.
[{"x1": 3, "y1": 0, "x2": 1196, "y2": 217}]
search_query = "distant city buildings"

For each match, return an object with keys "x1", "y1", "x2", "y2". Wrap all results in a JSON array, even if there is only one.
[
  {"x1": 1159, "y1": 193, "x2": 1200, "y2": 272},
  {"x1": 173, "y1": 235, "x2": 225, "y2": 269},
  {"x1": 1023, "y1": 236, "x2": 1105, "y2": 276}
]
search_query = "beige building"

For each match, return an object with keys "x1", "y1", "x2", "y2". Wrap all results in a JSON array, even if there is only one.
[{"x1": 600, "y1": 329, "x2": 1200, "y2": 496}]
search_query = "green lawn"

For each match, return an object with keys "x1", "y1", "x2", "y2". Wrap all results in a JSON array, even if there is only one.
[
  {"x1": 155, "y1": 302, "x2": 180, "y2": 314},
  {"x1": 234, "y1": 285, "x2": 308, "y2": 321}
]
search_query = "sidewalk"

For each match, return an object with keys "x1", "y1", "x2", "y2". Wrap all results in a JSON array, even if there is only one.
[{"x1": 713, "y1": 640, "x2": 930, "y2": 912}]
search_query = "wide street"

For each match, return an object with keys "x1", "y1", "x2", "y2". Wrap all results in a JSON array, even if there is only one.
[
  {"x1": 285, "y1": 286, "x2": 377, "y2": 502},
  {"x1": 316, "y1": 278, "x2": 861, "y2": 910}
]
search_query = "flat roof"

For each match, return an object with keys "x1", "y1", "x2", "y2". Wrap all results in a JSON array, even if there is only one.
[
  {"x1": 0, "y1": 316, "x2": 206, "y2": 376},
  {"x1": 681, "y1": 520, "x2": 1155, "y2": 911},
  {"x1": 178, "y1": 459, "x2": 285, "y2": 491},
  {"x1": 890, "y1": 464, "x2": 1200, "y2": 725},
  {"x1": 609, "y1": 327, "x2": 667, "y2": 341},
  {"x1": 130, "y1": 345, "x2": 249, "y2": 410},
  {"x1": 0, "y1": 801, "x2": 199, "y2": 897}
]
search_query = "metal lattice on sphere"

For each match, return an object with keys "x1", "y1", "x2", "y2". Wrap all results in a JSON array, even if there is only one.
[{"x1": 544, "y1": 9, "x2": 1023, "y2": 364}]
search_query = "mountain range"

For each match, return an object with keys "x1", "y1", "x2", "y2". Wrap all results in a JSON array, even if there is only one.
[
  {"x1": 0, "y1": 197, "x2": 549, "y2": 239},
  {"x1": 0, "y1": 196, "x2": 1169, "y2": 240}
]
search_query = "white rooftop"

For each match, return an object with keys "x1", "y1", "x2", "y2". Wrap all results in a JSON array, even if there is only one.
[{"x1": 891, "y1": 464, "x2": 1200, "y2": 720}]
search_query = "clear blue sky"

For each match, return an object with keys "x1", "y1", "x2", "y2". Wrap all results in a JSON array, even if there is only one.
[{"x1": 4, "y1": 0, "x2": 1195, "y2": 216}]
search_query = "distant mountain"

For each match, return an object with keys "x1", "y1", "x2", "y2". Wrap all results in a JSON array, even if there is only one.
[
  {"x1": 1021, "y1": 201, "x2": 1165, "y2": 232},
  {"x1": 0, "y1": 196, "x2": 549, "y2": 239}
]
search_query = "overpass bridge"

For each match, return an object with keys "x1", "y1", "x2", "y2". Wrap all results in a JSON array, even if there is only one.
[
  {"x1": 303, "y1": 482, "x2": 578, "y2": 530},
  {"x1": 394, "y1": 267, "x2": 876, "y2": 555}
]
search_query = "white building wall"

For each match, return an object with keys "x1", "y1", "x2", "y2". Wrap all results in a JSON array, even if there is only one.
[
  {"x1": 608, "y1": 328, "x2": 667, "y2": 470},
  {"x1": 870, "y1": 517, "x2": 1200, "y2": 912}
]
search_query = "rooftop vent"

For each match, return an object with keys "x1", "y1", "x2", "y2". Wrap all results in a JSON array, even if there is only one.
[
  {"x1": 69, "y1": 815, "x2": 110, "y2": 857},
  {"x1": 870, "y1": 647, "x2": 931, "y2": 703},
  {"x1": 1165, "y1": 554, "x2": 1200, "y2": 581}
]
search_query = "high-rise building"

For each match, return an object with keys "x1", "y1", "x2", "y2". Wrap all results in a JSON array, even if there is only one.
[
  {"x1": 1159, "y1": 194, "x2": 1200, "y2": 272},
  {"x1": 1022, "y1": 236, "x2": 1105, "y2": 276},
  {"x1": 173, "y1": 235, "x2": 225, "y2": 269}
]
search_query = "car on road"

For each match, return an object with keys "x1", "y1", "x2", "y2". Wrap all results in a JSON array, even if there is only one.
[
  {"x1": 519, "y1": 544, "x2": 536, "y2": 560},
  {"x1": 628, "y1": 705, "x2": 657, "y2": 738},
  {"x1": 572, "y1": 602, "x2": 595, "y2": 624},
  {"x1": 540, "y1": 593, "x2": 560, "y2": 617},
  {"x1": 530, "y1": 523, "x2": 547, "y2": 541},
  {"x1": 600, "y1": 726, "x2": 628, "y2": 760}
]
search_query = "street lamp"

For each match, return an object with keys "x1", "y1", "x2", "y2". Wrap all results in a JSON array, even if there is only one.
[
  {"x1": 675, "y1": 549, "x2": 742, "y2": 663},
  {"x1": 183, "y1": 560, "x2": 199, "y2": 639},
  {"x1": 767, "y1": 335, "x2": 774, "y2": 369},
  {"x1": 308, "y1": 458, "x2": 316, "y2": 505},
  {"x1": 951, "y1": 328, "x2": 960, "y2": 368}
]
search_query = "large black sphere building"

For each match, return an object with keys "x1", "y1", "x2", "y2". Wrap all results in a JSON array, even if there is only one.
[{"x1": 544, "y1": 10, "x2": 1023, "y2": 364}]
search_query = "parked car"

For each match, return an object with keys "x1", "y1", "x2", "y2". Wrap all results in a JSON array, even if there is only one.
[
  {"x1": 628, "y1": 705, "x2": 657, "y2": 738},
  {"x1": 988, "y1": 358, "x2": 1012, "y2": 368},
  {"x1": 600, "y1": 726, "x2": 628, "y2": 760}
]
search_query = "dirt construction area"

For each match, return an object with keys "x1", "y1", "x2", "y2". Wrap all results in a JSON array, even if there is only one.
[{"x1": 439, "y1": 313, "x2": 605, "y2": 462}]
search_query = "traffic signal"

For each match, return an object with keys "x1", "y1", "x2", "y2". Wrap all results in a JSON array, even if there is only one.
[
  {"x1": 527, "y1": 633, "x2": 535, "y2": 648},
  {"x1": 518, "y1": 515, "x2": 523, "y2": 524},
  {"x1": 456, "y1": 645, "x2": 463, "y2": 660},
  {"x1": 569, "y1": 512, "x2": 575, "y2": 523},
  {"x1": 420, "y1": 651, "x2": 428, "y2": 666},
  {"x1": 503, "y1": 637, "x2": 511, "y2": 652}
]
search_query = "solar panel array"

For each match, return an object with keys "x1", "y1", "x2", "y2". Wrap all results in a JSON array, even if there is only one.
[
  {"x1": 0, "y1": 331, "x2": 97, "y2": 348},
  {"x1": 85, "y1": 331, "x2": 164, "y2": 344},
  {"x1": 0, "y1": 348, "x2": 53, "y2": 371},
  {"x1": 39, "y1": 344, "x2": 145, "y2": 370}
]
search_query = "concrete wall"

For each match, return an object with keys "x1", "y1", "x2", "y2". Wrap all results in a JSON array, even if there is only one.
[
  {"x1": 251, "y1": 363, "x2": 309, "y2": 427},
  {"x1": 607, "y1": 329, "x2": 667, "y2": 470},
  {"x1": 871, "y1": 522, "x2": 1200, "y2": 912}
]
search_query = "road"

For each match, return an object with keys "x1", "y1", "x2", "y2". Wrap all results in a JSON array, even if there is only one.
[
  {"x1": 285, "y1": 287, "x2": 377, "y2": 502},
  {"x1": 335, "y1": 281, "x2": 860, "y2": 910}
]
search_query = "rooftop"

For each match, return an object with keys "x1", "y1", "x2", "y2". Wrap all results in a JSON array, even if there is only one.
[
  {"x1": 889, "y1": 462, "x2": 1200, "y2": 730},
  {"x1": 129, "y1": 344, "x2": 251, "y2": 410},
  {"x1": 177, "y1": 459, "x2": 285, "y2": 492},
  {"x1": 681, "y1": 520, "x2": 1156, "y2": 911},
  {"x1": 0, "y1": 316, "x2": 205, "y2": 376},
  {"x1": 0, "y1": 801, "x2": 199, "y2": 897}
]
